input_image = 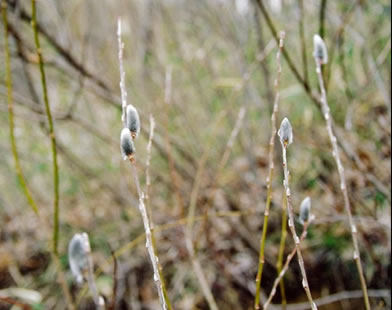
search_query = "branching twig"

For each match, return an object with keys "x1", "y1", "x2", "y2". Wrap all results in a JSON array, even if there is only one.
[
  {"x1": 254, "y1": 31, "x2": 285, "y2": 310},
  {"x1": 279, "y1": 118, "x2": 317, "y2": 310},
  {"x1": 264, "y1": 219, "x2": 313, "y2": 310}
]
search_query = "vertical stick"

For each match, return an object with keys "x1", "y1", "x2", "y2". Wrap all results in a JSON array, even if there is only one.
[
  {"x1": 117, "y1": 17, "x2": 168, "y2": 310},
  {"x1": 84, "y1": 234, "x2": 105, "y2": 309},
  {"x1": 145, "y1": 116, "x2": 173, "y2": 310},
  {"x1": 130, "y1": 162, "x2": 168, "y2": 310},
  {"x1": 31, "y1": 0, "x2": 60, "y2": 254},
  {"x1": 117, "y1": 19, "x2": 128, "y2": 127},
  {"x1": 254, "y1": 31, "x2": 285, "y2": 310},
  {"x1": 276, "y1": 193, "x2": 288, "y2": 309},
  {"x1": 264, "y1": 220, "x2": 312, "y2": 310},
  {"x1": 281, "y1": 142, "x2": 317, "y2": 310},
  {"x1": 315, "y1": 58, "x2": 371, "y2": 310}
]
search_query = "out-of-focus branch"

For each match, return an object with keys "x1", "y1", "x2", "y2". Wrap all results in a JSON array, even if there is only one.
[
  {"x1": 8, "y1": 0, "x2": 111, "y2": 93},
  {"x1": 1, "y1": 0, "x2": 39, "y2": 214},
  {"x1": 297, "y1": 0, "x2": 309, "y2": 85}
]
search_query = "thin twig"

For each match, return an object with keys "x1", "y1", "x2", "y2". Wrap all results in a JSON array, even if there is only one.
[
  {"x1": 0, "y1": 297, "x2": 32, "y2": 310},
  {"x1": 318, "y1": 0, "x2": 328, "y2": 88},
  {"x1": 253, "y1": 0, "x2": 274, "y2": 109},
  {"x1": 117, "y1": 17, "x2": 168, "y2": 310},
  {"x1": 31, "y1": 0, "x2": 60, "y2": 254},
  {"x1": 84, "y1": 234, "x2": 104, "y2": 309},
  {"x1": 276, "y1": 289, "x2": 389, "y2": 310},
  {"x1": 117, "y1": 19, "x2": 127, "y2": 128},
  {"x1": 254, "y1": 0, "x2": 317, "y2": 103},
  {"x1": 254, "y1": 31, "x2": 285, "y2": 310},
  {"x1": 280, "y1": 125, "x2": 317, "y2": 310},
  {"x1": 108, "y1": 249, "x2": 118, "y2": 310},
  {"x1": 1, "y1": 0, "x2": 38, "y2": 214},
  {"x1": 318, "y1": 0, "x2": 327, "y2": 39},
  {"x1": 276, "y1": 193, "x2": 288, "y2": 309},
  {"x1": 52, "y1": 253, "x2": 76, "y2": 310},
  {"x1": 297, "y1": 0, "x2": 309, "y2": 85},
  {"x1": 145, "y1": 115, "x2": 173, "y2": 310},
  {"x1": 130, "y1": 161, "x2": 167, "y2": 310},
  {"x1": 314, "y1": 57, "x2": 371, "y2": 310}
]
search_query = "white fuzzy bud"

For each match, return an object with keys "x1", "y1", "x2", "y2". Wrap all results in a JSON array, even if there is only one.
[
  {"x1": 299, "y1": 197, "x2": 311, "y2": 224},
  {"x1": 121, "y1": 127, "x2": 135, "y2": 160},
  {"x1": 313, "y1": 34, "x2": 328, "y2": 64},
  {"x1": 126, "y1": 105, "x2": 140, "y2": 139},
  {"x1": 68, "y1": 233, "x2": 89, "y2": 284},
  {"x1": 278, "y1": 118, "x2": 293, "y2": 147}
]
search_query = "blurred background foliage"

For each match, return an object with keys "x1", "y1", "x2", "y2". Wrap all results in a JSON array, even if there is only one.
[{"x1": 0, "y1": 0, "x2": 390, "y2": 309}]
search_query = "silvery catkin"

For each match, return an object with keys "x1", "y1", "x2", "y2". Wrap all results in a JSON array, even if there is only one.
[
  {"x1": 126, "y1": 104, "x2": 141, "y2": 139},
  {"x1": 121, "y1": 127, "x2": 136, "y2": 160},
  {"x1": 68, "y1": 233, "x2": 89, "y2": 283},
  {"x1": 299, "y1": 197, "x2": 311, "y2": 224},
  {"x1": 313, "y1": 34, "x2": 328, "y2": 65}
]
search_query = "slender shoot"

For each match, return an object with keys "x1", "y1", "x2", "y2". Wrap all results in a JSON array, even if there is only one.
[
  {"x1": 254, "y1": 31, "x2": 285, "y2": 310},
  {"x1": 117, "y1": 18, "x2": 168, "y2": 310},
  {"x1": 276, "y1": 193, "x2": 288, "y2": 308},
  {"x1": 145, "y1": 115, "x2": 173, "y2": 310},
  {"x1": 278, "y1": 118, "x2": 317, "y2": 310},
  {"x1": 31, "y1": 0, "x2": 60, "y2": 254},
  {"x1": 313, "y1": 34, "x2": 371, "y2": 310}
]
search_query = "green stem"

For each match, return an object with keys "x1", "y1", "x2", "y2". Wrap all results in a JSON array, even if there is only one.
[
  {"x1": 2, "y1": 0, "x2": 39, "y2": 214},
  {"x1": 254, "y1": 168, "x2": 273, "y2": 310},
  {"x1": 276, "y1": 193, "x2": 288, "y2": 309},
  {"x1": 31, "y1": 0, "x2": 60, "y2": 254},
  {"x1": 254, "y1": 32, "x2": 285, "y2": 310}
]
